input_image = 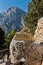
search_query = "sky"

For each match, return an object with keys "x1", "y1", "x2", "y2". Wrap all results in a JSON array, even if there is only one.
[{"x1": 0, "y1": 0, "x2": 31, "y2": 13}]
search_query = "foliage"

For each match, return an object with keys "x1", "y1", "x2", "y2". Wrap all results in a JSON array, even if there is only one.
[
  {"x1": 0, "y1": 27, "x2": 5, "y2": 50},
  {"x1": 3, "y1": 30, "x2": 16, "y2": 48},
  {"x1": 24, "y1": 0, "x2": 43, "y2": 35}
]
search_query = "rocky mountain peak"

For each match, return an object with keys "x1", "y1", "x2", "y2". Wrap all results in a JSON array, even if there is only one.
[
  {"x1": 0, "y1": 7, "x2": 26, "y2": 35},
  {"x1": 6, "y1": 7, "x2": 17, "y2": 13}
]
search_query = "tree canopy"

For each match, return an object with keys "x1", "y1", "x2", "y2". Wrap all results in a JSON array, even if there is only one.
[{"x1": 24, "y1": 0, "x2": 43, "y2": 35}]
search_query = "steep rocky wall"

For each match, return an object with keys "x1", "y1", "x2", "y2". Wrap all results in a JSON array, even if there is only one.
[{"x1": 34, "y1": 17, "x2": 43, "y2": 44}]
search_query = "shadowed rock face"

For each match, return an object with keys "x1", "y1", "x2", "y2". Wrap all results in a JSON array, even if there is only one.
[{"x1": 39, "y1": 43, "x2": 43, "y2": 60}]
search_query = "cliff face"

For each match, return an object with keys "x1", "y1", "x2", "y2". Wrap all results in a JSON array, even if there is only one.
[
  {"x1": 0, "y1": 7, "x2": 26, "y2": 35},
  {"x1": 34, "y1": 17, "x2": 43, "y2": 44}
]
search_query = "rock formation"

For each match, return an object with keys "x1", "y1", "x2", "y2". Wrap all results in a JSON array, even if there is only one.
[
  {"x1": 34, "y1": 17, "x2": 43, "y2": 44},
  {"x1": 9, "y1": 25, "x2": 43, "y2": 65},
  {"x1": 10, "y1": 41, "x2": 42, "y2": 65},
  {"x1": 10, "y1": 26, "x2": 32, "y2": 64}
]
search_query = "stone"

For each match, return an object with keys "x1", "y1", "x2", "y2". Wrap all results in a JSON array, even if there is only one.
[
  {"x1": 10, "y1": 26, "x2": 43, "y2": 65},
  {"x1": 34, "y1": 17, "x2": 43, "y2": 44},
  {"x1": 10, "y1": 26, "x2": 32, "y2": 64},
  {"x1": 10, "y1": 40, "x2": 42, "y2": 64}
]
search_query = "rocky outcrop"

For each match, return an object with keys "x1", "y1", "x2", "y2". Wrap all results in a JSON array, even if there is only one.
[
  {"x1": 34, "y1": 17, "x2": 43, "y2": 44},
  {"x1": 9, "y1": 24, "x2": 43, "y2": 65},
  {"x1": 10, "y1": 27, "x2": 32, "y2": 64},
  {"x1": 10, "y1": 40, "x2": 42, "y2": 65}
]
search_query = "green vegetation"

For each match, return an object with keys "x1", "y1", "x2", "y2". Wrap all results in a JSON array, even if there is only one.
[
  {"x1": 0, "y1": 28, "x2": 16, "y2": 50},
  {"x1": 4, "y1": 30, "x2": 16, "y2": 48},
  {"x1": 24, "y1": 0, "x2": 43, "y2": 35}
]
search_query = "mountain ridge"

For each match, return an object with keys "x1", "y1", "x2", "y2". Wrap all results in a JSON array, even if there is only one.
[{"x1": 0, "y1": 7, "x2": 26, "y2": 35}]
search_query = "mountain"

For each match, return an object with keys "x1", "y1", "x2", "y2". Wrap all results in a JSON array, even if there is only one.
[{"x1": 0, "y1": 7, "x2": 26, "y2": 35}]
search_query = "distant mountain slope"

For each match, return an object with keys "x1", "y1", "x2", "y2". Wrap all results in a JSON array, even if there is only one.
[{"x1": 0, "y1": 7, "x2": 26, "y2": 35}]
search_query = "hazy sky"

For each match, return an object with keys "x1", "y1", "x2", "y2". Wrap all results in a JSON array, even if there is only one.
[{"x1": 0, "y1": 0, "x2": 31, "y2": 13}]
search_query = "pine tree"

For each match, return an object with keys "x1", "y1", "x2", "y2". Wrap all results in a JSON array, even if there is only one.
[
  {"x1": 24, "y1": 0, "x2": 43, "y2": 35},
  {"x1": 4, "y1": 30, "x2": 16, "y2": 48}
]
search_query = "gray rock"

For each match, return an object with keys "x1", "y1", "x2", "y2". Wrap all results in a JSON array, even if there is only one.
[{"x1": 0, "y1": 7, "x2": 26, "y2": 35}]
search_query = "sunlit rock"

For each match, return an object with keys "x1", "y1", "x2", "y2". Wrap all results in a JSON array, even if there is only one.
[{"x1": 34, "y1": 17, "x2": 43, "y2": 44}]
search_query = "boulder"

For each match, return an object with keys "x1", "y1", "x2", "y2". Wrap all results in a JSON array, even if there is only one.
[{"x1": 10, "y1": 40, "x2": 42, "y2": 65}]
